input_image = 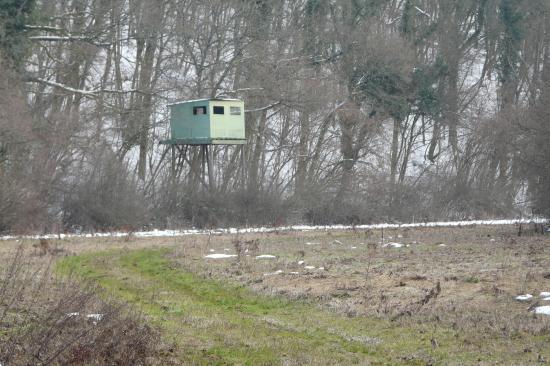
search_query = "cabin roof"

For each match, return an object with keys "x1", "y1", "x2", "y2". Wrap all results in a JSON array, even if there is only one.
[{"x1": 167, "y1": 97, "x2": 242, "y2": 107}]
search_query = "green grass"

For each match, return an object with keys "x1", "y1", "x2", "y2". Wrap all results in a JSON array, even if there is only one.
[{"x1": 57, "y1": 248, "x2": 550, "y2": 365}]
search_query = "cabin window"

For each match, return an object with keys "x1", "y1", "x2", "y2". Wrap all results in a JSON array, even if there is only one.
[
  {"x1": 213, "y1": 106, "x2": 225, "y2": 114},
  {"x1": 193, "y1": 106, "x2": 207, "y2": 115},
  {"x1": 230, "y1": 106, "x2": 241, "y2": 115}
]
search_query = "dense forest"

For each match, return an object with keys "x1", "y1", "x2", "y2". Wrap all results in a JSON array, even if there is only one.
[{"x1": 0, "y1": 0, "x2": 549, "y2": 232}]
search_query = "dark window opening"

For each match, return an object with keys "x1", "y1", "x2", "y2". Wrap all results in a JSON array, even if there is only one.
[
  {"x1": 213, "y1": 106, "x2": 225, "y2": 114},
  {"x1": 193, "y1": 106, "x2": 207, "y2": 115}
]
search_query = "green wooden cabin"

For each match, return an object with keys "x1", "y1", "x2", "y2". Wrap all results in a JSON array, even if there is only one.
[{"x1": 163, "y1": 98, "x2": 246, "y2": 145}]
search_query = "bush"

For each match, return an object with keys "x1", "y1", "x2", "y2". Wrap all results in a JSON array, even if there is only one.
[
  {"x1": 0, "y1": 59, "x2": 49, "y2": 233},
  {"x1": 61, "y1": 150, "x2": 148, "y2": 231},
  {"x1": 153, "y1": 182, "x2": 290, "y2": 229},
  {"x1": 0, "y1": 248, "x2": 161, "y2": 365}
]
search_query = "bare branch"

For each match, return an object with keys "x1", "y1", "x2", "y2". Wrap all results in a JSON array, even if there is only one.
[
  {"x1": 24, "y1": 25, "x2": 64, "y2": 32},
  {"x1": 245, "y1": 101, "x2": 281, "y2": 113},
  {"x1": 25, "y1": 77, "x2": 99, "y2": 97},
  {"x1": 29, "y1": 36, "x2": 111, "y2": 47},
  {"x1": 414, "y1": 6, "x2": 430, "y2": 18}
]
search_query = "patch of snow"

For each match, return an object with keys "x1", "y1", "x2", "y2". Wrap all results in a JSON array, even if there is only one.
[
  {"x1": 382, "y1": 242, "x2": 404, "y2": 248},
  {"x1": 397, "y1": 234, "x2": 403, "y2": 238},
  {"x1": 540, "y1": 292, "x2": 550, "y2": 297},
  {"x1": 297, "y1": 260, "x2": 305, "y2": 265},
  {"x1": 209, "y1": 249, "x2": 215, "y2": 252},
  {"x1": 542, "y1": 297, "x2": 550, "y2": 301},
  {"x1": 87, "y1": 314, "x2": 104, "y2": 324},
  {"x1": 289, "y1": 271, "x2": 300, "y2": 275},
  {"x1": 438, "y1": 244, "x2": 446, "y2": 247},
  {"x1": 533, "y1": 306, "x2": 550, "y2": 315},
  {"x1": 318, "y1": 267, "x2": 325, "y2": 271},
  {"x1": 489, "y1": 238, "x2": 496, "y2": 242},
  {"x1": 223, "y1": 248, "x2": 230, "y2": 252},
  {"x1": 204, "y1": 253, "x2": 237, "y2": 259},
  {"x1": 263, "y1": 270, "x2": 283, "y2": 276},
  {"x1": 351, "y1": 246, "x2": 357, "y2": 249},
  {"x1": 66, "y1": 312, "x2": 80, "y2": 317},
  {"x1": 2, "y1": 218, "x2": 547, "y2": 241},
  {"x1": 304, "y1": 265, "x2": 315, "y2": 270},
  {"x1": 515, "y1": 294, "x2": 533, "y2": 301},
  {"x1": 256, "y1": 254, "x2": 276, "y2": 259},
  {"x1": 333, "y1": 240, "x2": 343, "y2": 245},
  {"x1": 306, "y1": 242, "x2": 320, "y2": 245}
]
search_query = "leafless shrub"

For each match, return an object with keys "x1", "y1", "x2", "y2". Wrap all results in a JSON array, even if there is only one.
[
  {"x1": 233, "y1": 237, "x2": 259, "y2": 261},
  {"x1": 392, "y1": 281, "x2": 441, "y2": 319},
  {"x1": 0, "y1": 248, "x2": 161, "y2": 365},
  {"x1": 61, "y1": 149, "x2": 147, "y2": 231},
  {"x1": 0, "y1": 60, "x2": 49, "y2": 233}
]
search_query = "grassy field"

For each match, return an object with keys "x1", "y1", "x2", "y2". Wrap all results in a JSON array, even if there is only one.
[{"x1": 3, "y1": 224, "x2": 550, "y2": 364}]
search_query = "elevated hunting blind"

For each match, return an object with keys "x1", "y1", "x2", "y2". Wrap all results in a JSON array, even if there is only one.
[
  {"x1": 160, "y1": 97, "x2": 247, "y2": 190},
  {"x1": 164, "y1": 98, "x2": 246, "y2": 145}
]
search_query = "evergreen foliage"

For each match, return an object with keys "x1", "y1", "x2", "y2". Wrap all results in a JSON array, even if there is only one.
[{"x1": 0, "y1": 0, "x2": 35, "y2": 65}]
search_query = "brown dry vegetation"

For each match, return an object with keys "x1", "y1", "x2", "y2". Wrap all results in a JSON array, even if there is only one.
[
  {"x1": 2, "y1": 224, "x2": 550, "y2": 364},
  {"x1": 0, "y1": 247, "x2": 164, "y2": 365},
  {"x1": 167, "y1": 225, "x2": 550, "y2": 337}
]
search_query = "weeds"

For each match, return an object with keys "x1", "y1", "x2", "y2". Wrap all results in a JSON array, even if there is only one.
[
  {"x1": 0, "y1": 247, "x2": 161, "y2": 365},
  {"x1": 233, "y1": 236, "x2": 259, "y2": 262}
]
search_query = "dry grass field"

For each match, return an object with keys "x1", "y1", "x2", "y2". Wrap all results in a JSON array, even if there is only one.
[
  {"x1": 177, "y1": 225, "x2": 550, "y2": 333},
  {"x1": 1, "y1": 224, "x2": 550, "y2": 364}
]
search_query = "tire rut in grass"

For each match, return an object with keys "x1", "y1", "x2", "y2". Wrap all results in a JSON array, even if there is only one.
[{"x1": 63, "y1": 249, "x2": 385, "y2": 365}]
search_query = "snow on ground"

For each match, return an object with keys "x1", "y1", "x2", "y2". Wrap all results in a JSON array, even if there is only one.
[
  {"x1": 304, "y1": 265, "x2": 315, "y2": 270},
  {"x1": 515, "y1": 294, "x2": 533, "y2": 301},
  {"x1": 263, "y1": 270, "x2": 283, "y2": 276},
  {"x1": 533, "y1": 306, "x2": 550, "y2": 315},
  {"x1": 204, "y1": 253, "x2": 237, "y2": 259},
  {"x1": 87, "y1": 314, "x2": 104, "y2": 323},
  {"x1": 1, "y1": 218, "x2": 546, "y2": 241},
  {"x1": 66, "y1": 312, "x2": 104, "y2": 324},
  {"x1": 256, "y1": 254, "x2": 277, "y2": 259},
  {"x1": 540, "y1": 292, "x2": 550, "y2": 297},
  {"x1": 382, "y1": 242, "x2": 406, "y2": 248}
]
